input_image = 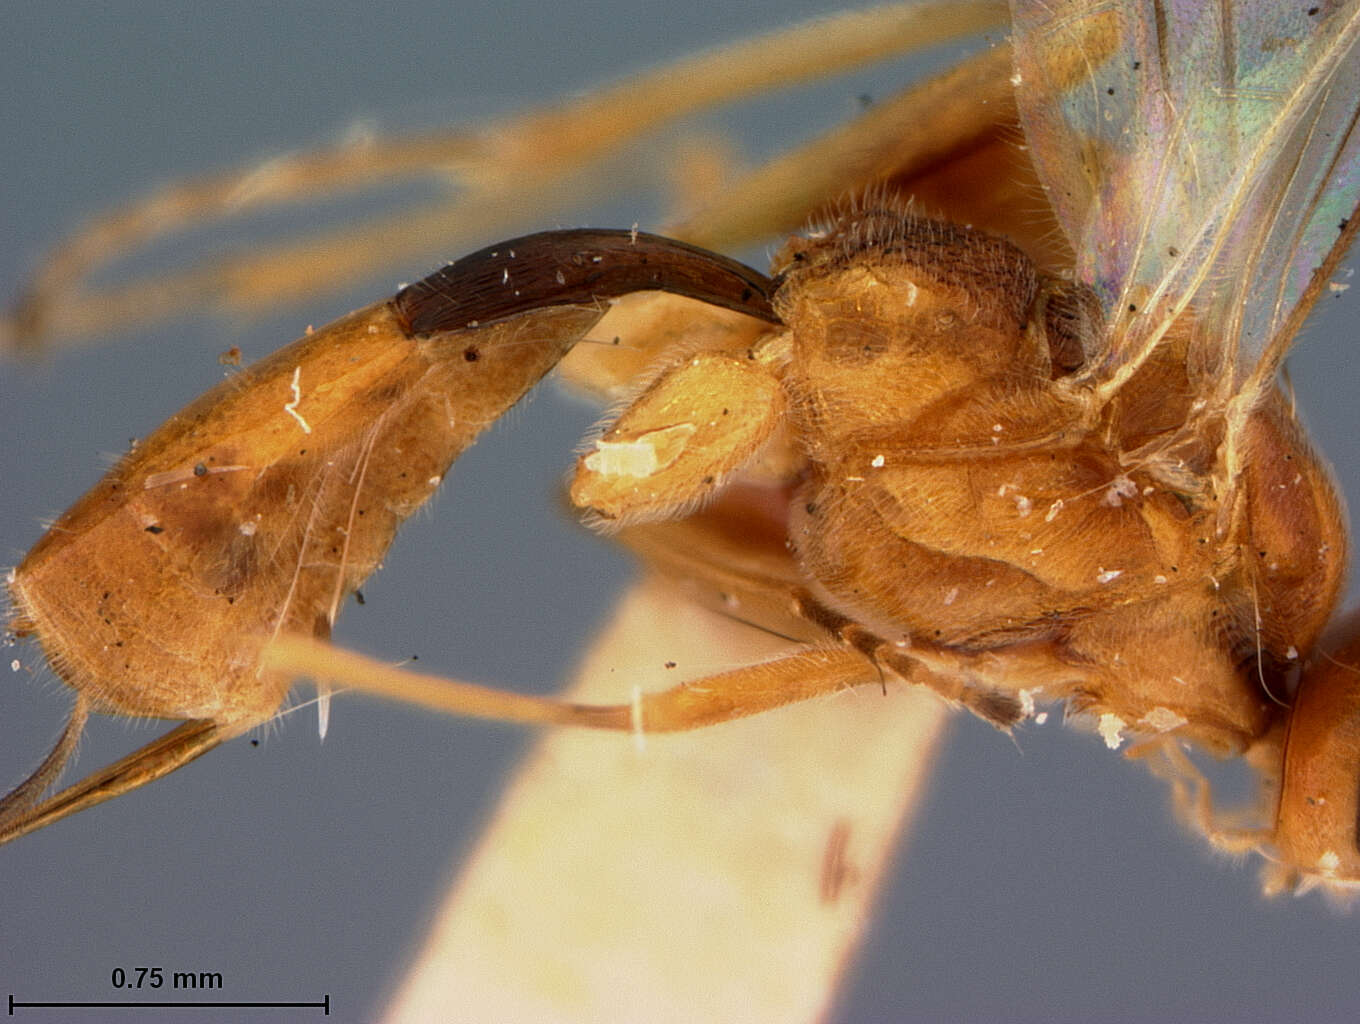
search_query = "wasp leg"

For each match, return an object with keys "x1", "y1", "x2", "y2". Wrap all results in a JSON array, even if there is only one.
[
  {"x1": 1128, "y1": 736, "x2": 1273, "y2": 861},
  {"x1": 266, "y1": 632, "x2": 879, "y2": 735},
  {"x1": 386, "y1": 578, "x2": 948, "y2": 1021},
  {"x1": 571, "y1": 335, "x2": 789, "y2": 527}
]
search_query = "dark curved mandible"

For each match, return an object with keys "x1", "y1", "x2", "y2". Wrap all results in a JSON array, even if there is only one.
[{"x1": 393, "y1": 228, "x2": 780, "y2": 336}]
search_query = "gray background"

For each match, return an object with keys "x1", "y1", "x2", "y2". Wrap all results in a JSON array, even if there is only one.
[{"x1": 3, "y1": 2, "x2": 1359, "y2": 1021}]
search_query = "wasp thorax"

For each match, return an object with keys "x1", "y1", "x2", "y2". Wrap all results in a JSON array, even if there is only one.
[
  {"x1": 773, "y1": 217, "x2": 1055, "y2": 445},
  {"x1": 772, "y1": 214, "x2": 1337, "y2": 753}
]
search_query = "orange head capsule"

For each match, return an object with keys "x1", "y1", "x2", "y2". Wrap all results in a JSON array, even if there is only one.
[{"x1": 0, "y1": 230, "x2": 777, "y2": 843}]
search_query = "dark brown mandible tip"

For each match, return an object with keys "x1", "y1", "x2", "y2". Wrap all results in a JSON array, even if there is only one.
[{"x1": 392, "y1": 228, "x2": 780, "y2": 336}]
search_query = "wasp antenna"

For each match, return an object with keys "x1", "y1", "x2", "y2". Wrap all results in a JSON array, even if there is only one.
[
  {"x1": 0, "y1": 718, "x2": 223, "y2": 848},
  {"x1": 0, "y1": 692, "x2": 90, "y2": 833}
]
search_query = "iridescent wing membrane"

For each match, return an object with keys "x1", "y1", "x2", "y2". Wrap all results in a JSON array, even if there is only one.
[{"x1": 1011, "y1": 0, "x2": 1360, "y2": 426}]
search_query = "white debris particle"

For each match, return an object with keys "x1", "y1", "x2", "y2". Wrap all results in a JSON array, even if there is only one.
[
  {"x1": 502, "y1": 268, "x2": 509, "y2": 284},
  {"x1": 427, "y1": 475, "x2": 442, "y2": 486},
  {"x1": 583, "y1": 424, "x2": 695, "y2": 479},
  {"x1": 1096, "y1": 568, "x2": 1123, "y2": 584},
  {"x1": 1098, "y1": 713, "x2": 1127, "y2": 750},
  {"x1": 10, "y1": 659, "x2": 19, "y2": 672},
  {"x1": 943, "y1": 586, "x2": 959, "y2": 606},
  {"x1": 367, "y1": 324, "x2": 378, "y2": 334},
  {"x1": 239, "y1": 521, "x2": 258, "y2": 536},
  {"x1": 1286, "y1": 645, "x2": 1299, "y2": 660},
  {"x1": 904, "y1": 281, "x2": 918, "y2": 306},
  {"x1": 585, "y1": 439, "x2": 659, "y2": 478},
  {"x1": 284, "y1": 366, "x2": 313, "y2": 434},
  {"x1": 1013, "y1": 495, "x2": 1033, "y2": 517},
  {"x1": 1009, "y1": 70, "x2": 1023, "y2": 86},
  {"x1": 1034, "y1": 712, "x2": 1049, "y2": 725},
  {"x1": 1045, "y1": 499, "x2": 1064, "y2": 522},
  {"x1": 1102, "y1": 475, "x2": 1138, "y2": 506},
  {"x1": 555, "y1": 269, "x2": 566, "y2": 285},
  {"x1": 1318, "y1": 850, "x2": 1342, "y2": 876},
  {"x1": 1330, "y1": 281, "x2": 1350, "y2": 294},
  {"x1": 1154, "y1": 574, "x2": 1168, "y2": 584},
  {"x1": 871, "y1": 454, "x2": 885, "y2": 468},
  {"x1": 1140, "y1": 707, "x2": 1188, "y2": 733},
  {"x1": 630, "y1": 222, "x2": 639, "y2": 244},
  {"x1": 1018, "y1": 689, "x2": 1037, "y2": 718},
  {"x1": 992, "y1": 423, "x2": 1003, "y2": 433}
]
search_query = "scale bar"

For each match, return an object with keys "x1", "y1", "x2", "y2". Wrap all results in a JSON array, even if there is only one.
[{"x1": 9, "y1": 994, "x2": 329, "y2": 1015}]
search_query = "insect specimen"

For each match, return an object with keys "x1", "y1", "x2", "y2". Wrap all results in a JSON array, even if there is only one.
[{"x1": 2, "y1": 1, "x2": 1359, "y2": 1019}]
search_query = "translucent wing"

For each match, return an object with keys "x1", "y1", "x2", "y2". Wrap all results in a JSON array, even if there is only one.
[{"x1": 1010, "y1": 0, "x2": 1360, "y2": 414}]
